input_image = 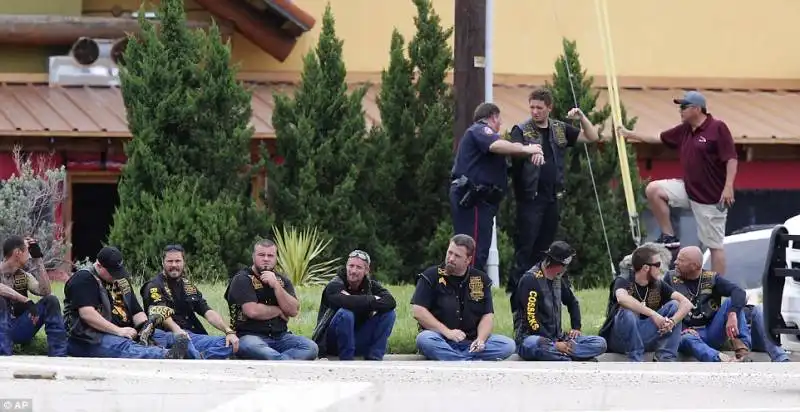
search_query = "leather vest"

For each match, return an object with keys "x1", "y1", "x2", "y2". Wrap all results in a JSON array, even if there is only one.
[
  {"x1": 417, "y1": 266, "x2": 491, "y2": 341},
  {"x1": 513, "y1": 264, "x2": 563, "y2": 343},
  {"x1": 226, "y1": 269, "x2": 291, "y2": 338},
  {"x1": 9, "y1": 269, "x2": 31, "y2": 317},
  {"x1": 668, "y1": 270, "x2": 720, "y2": 328},
  {"x1": 142, "y1": 273, "x2": 208, "y2": 335},
  {"x1": 599, "y1": 274, "x2": 665, "y2": 339},
  {"x1": 509, "y1": 118, "x2": 568, "y2": 200},
  {"x1": 64, "y1": 267, "x2": 137, "y2": 344}
]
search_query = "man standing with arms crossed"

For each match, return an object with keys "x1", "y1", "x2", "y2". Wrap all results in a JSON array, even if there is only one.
[{"x1": 619, "y1": 91, "x2": 737, "y2": 274}]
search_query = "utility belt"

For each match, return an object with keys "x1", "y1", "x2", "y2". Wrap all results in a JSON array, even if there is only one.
[{"x1": 451, "y1": 175, "x2": 504, "y2": 208}]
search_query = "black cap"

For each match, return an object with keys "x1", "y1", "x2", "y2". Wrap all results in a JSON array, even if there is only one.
[
  {"x1": 545, "y1": 241, "x2": 576, "y2": 266},
  {"x1": 97, "y1": 246, "x2": 129, "y2": 279}
]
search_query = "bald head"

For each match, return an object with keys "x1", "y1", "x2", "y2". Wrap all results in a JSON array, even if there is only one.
[{"x1": 675, "y1": 246, "x2": 703, "y2": 278}]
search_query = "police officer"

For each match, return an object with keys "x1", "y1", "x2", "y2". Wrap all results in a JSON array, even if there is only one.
[
  {"x1": 141, "y1": 244, "x2": 239, "y2": 359},
  {"x1": 0, "y1": 236, "x2": 66, "y2": 357},
  {"x1": 411, "y1": 234, "x2": 516, "y2": 361},
  {"x1": 450, "y1": 102, "x2": 545, "y2": 272},
  {"x1": 513, "y1": 241, "x2": 607, "y2": 361},
  {"x1": 506, "y1": 88, "x2": 601, "y2": 305},
  {"x1": 62, "y1": 246, "x2": 191, "y2": 359},
  {"x1": 666, "y1": 246, "x2": 789, "y2": 362}
]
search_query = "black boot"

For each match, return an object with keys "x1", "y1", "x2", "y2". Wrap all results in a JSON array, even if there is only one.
[{"x1": 165, "y1": 333, "x2": 190, "y2": 359}]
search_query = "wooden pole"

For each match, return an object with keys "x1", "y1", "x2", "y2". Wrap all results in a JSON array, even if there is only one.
[
  {"x1": 453, "y1": 0, "x2": 486, "y2": 152},
  {"x1": 0, "y1": 15, "x2": 233, "y2": 47}
]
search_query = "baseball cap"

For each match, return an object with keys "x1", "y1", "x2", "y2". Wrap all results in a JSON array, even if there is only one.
[
  {"x1": 97, "y1": 246, "x2": 129, "y2": 279},
  {"x1": 673, "y1": 91, "x2": 706, "y2": 109},
  {"x1": 348, "y1": 249, "x2": 371, "y2": 266},
  {"x1": 545, "y1": 241, "x2": 576, "y2": 266}
]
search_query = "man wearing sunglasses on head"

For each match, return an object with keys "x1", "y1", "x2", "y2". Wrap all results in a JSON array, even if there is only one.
[
  {"x1": 618, "y1": 91, "x2": 737, "y2": 275},
  {"x1": 599, "y1": 245, "x2": 693, "y2": 362},
  {"x1": 312, "y1": 250, "x2": 396, "y2": 360},
  {"x1": 140, "y1": 244, "x2": 238, "y2": 359}
]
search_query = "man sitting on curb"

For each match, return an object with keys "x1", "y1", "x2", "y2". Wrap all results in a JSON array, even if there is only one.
[
  {"x1": 599, "y1": 245, "x2": 693, "y2": 362},
  {"x1": 0, "y1": 236, "x2": 67, "y2": 357},
  {"x1": 225, "y1": 239, "x2": 318, "y2": 360},
  {"x1": 141, "y1": 244, "x2": 239, "y2": 359},
  {"x1": 666, "y1": 246, "x2": 789, "y2": 362},
  {"x1": 312, "y1": 250, "x2": 397, "y2": 360},
  {"x1": 514, "y1": 241, "x2": 607, "y2": 361},
  {"x1": 411, "y1": 234, "x2": 516, "y2": 361},
  {"x1": 63, "y1": 246, "x2": 190, "y2": 359}
]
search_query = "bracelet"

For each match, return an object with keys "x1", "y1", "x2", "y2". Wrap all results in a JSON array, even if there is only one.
[{"x1": 225, "y1": 330, "x2": 236, "y2": 335}]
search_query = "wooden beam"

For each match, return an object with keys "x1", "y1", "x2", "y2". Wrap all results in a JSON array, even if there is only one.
[
  {"x1": 0, "y1": 14, "x2": 233, "y2": 47},
  {"x1": 453, "y1": 0, "x2": 486, "y2": 151},
  {"x1": 193, "y1": 0, "x2": 296, "y2": 62}
]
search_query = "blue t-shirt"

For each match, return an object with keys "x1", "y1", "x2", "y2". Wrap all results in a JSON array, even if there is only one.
[{"x1": 452, "y1": 121, "x2": 508, "y2": 189}]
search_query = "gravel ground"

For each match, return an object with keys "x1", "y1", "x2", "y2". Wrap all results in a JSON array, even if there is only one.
[{"x1": 1, "y1": 357, "x2": 799, "y2": 412}]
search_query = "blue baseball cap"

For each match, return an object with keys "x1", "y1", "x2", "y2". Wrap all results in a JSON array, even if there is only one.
[{"x1": 673, "y1": 91, "x2": 706, "y2": 109}]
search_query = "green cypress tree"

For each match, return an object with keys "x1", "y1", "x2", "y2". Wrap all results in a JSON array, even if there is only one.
[
  {"x1": 498, "y1": 39, "x2": 646, "y2": 288},
  {"x1": 267, "y1": 4, "x2": 388, "y2": 266},
  {"x1": 108, "y1": 0, "x2": 270, "y2": 280}
]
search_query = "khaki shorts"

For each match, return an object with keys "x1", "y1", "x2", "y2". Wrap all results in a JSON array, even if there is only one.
[{"x1": 656, "y1": 179, "x2": 727, "y2": 250}]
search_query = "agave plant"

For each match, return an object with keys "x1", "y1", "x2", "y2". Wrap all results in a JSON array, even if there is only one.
[{"x1": 273, "y1": 225, "x2": 341, "y2": 286}]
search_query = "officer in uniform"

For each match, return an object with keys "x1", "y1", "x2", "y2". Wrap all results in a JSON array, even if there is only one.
[
  {"x1": 599, "y1": 245, "x2": 693, "y2": 362},
  {"x1": 513, "y1": 241, "x2": 607, "y2": 361},
  {"x1": 225, "y1": 239, "x2": 318, "y2": 360},
  {"x1": 0, "y1": 236, "x2": 66, "y2": 357},
  {"x1": 665, "y1": 246, "x2": 789, "y2": 362},
  {"x1": 63, "y1": 246, "x2": 192, "y2": 359},
  {"x1": 450, "y1": 102, "x2": 545, "y2": 272},
  {"x1": 141, "y1": 244, "x2": 239, "y2": 359},
  {"x1": 411, "y1": 234, "x2": 516, "y2": 361},
  {"x1": 506, "y1": 88, "x2": 601, "y2": 308}
]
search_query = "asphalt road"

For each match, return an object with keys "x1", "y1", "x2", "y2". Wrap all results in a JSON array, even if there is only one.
[{"x1": 1, "y1": 357, "x2": 800, "y2": 412}]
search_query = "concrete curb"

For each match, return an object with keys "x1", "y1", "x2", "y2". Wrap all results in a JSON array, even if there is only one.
[{"x1": 325, "y1": 351, "x2": 797, "y2": 362}]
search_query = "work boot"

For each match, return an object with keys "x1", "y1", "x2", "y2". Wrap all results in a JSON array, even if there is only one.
[
  {"x1": 731, "y1": 338, "x2": 753, "y2": 362},
  {"x1": 164, "y1": 333, "x2": 190, "y2": 360},
  {"x1": 717, "y1": 352, "x2": 737, "y2": 362}
]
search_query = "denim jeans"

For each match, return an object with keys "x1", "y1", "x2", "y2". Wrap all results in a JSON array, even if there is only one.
[
  {"x1": 415, "y1": 330, "x2": 516, "y2": 361},
  {"x1": 237, "y1": 332, "x2": 319, "y2": 360},
  {"x1": 607, "y1": 300, "x2": 682, "y2": 362},
  {"x1": 152, "y1": 330, "x2": 233, "y2": 360},
  {"x1": 0, "y1": 295, "x2": 67, "y2": 357},
  {"x1": 748, "y1": 304, "x2": 790, "y2": 362},
  {"x1": 67, "y1": 329, "x2": 185, "y2": 359},
  {"x1": 518, "y1": 334, "x2": 607, "y2": 361},
  {"x1": 679, "y1": 299, "x2": 750, "y2": 362},
  {"x1": 326, "y1": 309, "x2": 396, "y2": 360}
]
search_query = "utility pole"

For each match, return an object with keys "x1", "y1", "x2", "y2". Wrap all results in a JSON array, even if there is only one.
[{"x1": 452, "y1": 0, "x2": 486, "y2": 151}]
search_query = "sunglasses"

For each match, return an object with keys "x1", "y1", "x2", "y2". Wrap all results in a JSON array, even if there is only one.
[
  {"x1": 164, "y1": 244, "x2": 185, "y2": 253},
  {"x1": 349, "y1": 250, "x2": 370, "y2": 262},
  {"x1": 646, "y1": 261, "x2": 662, "y2": 268}
]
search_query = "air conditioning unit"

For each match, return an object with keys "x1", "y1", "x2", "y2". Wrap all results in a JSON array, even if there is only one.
[{"x1": 48, "y1": 37, "x2": 126, "y2": 87}]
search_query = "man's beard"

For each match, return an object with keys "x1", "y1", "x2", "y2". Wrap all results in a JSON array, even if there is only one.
[
  {"x1": 444, "y1": 262, "x2": 457, "y2": 275},
  {"x1": 166, "y1": 269, "x2": 182, "y2": 279}
]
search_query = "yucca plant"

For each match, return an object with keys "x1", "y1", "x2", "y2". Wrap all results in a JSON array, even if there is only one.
[{"x1": 273, "y1": 225, "x2": 341, "y2": 286}]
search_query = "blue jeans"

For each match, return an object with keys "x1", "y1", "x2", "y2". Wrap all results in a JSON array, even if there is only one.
[
  {"x1": 607, "y1": 300, "x2": 682, "y2": 362},
  {"x1": 0, "y1": 295, "x2": 67, "y2": 357},
  {"x1": 67, "y1": 329, "x2": 185, "y2": 359},
  {"x1": 679, "y1": 299, "x2": 750, "y2": 362},
  {"x1": 152, "y1": 330, "x2": 233, "y2": 360},
  {"x1": 748, "y1": 304, "x2": 790, "y2": 362},
  {"x1": 326, "y1": 309, "x2": 396, "y2": 360},
  {"x1": 518, "y1": 334, "x2": 607, "y2": 361},
  {"x1": 415, "y1": 330, "x2": 516, "y2": 361},
  {"x1": 237, "y1": 332, "x2": 318, "y2": 360}
]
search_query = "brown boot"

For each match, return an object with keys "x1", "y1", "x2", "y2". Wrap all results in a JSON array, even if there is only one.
[{"x1": 731, "y1": 338, "x2": 753, "y2": 362}]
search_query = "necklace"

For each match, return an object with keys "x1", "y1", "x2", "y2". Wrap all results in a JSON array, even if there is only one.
[{"x1": 633, "y1": 283, "x2": 648, "y2": 305}]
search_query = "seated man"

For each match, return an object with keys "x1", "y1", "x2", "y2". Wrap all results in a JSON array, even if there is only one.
[
  {"x1": 514, "y1": 241, "x2": 607, "y2": 361},
  {"x1": 0, "y1": 236, "x2": 66, "y2": 357},
  {"x1": 666, "y1": 246, "x2": 789, "y2": 362},
  {"x1": 411, "y1": 234, "x2": 515, "y2": 361},
  {"x1": 312, "y1": 250, "x2": 396, "y2": 360},
  {"x1": 63, "y1": 246, "x2": 191, "y2": 359},
  {"x1": 141, "y1": 244, "x2": 239, "y2": 360},
  {"x1": 225, "y1": 239, "x2": 318, "y2": 360},
  {"x1": 599, "y1": 245, "x2": 693, "y2": 362}
]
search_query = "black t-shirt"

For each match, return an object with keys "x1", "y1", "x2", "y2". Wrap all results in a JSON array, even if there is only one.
[
  {"x1": 226, "y1": 270, "x2": 296, "y2": 337},
  {"x1": 537, "y1": 123, "x2": 580, "y2": 199},
  {"x1": 611, "y1": 277, "x2": 675, "y2": 318},
  {"x1": 67, "y1": 270, "x2": 143, "y2": 328}
]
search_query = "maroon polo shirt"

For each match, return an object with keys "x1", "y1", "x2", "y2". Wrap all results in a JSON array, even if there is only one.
[{"x1": 660, "y1": 115, "x2": 737, "y2": 205}]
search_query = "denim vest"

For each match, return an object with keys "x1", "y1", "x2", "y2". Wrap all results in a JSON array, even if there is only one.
[{"x1": 510, "y1": 118, "x2": 569, "y2": 200}]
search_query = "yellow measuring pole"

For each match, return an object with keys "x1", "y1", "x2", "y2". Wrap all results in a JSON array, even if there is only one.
[{"x1": 593, "y1": 0, "x2": 641, "y2": 244}]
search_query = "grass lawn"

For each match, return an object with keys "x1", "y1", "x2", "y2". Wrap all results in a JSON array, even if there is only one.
[{"x1": 18, "y1": 281, "x2": 608, "y2": 355}]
